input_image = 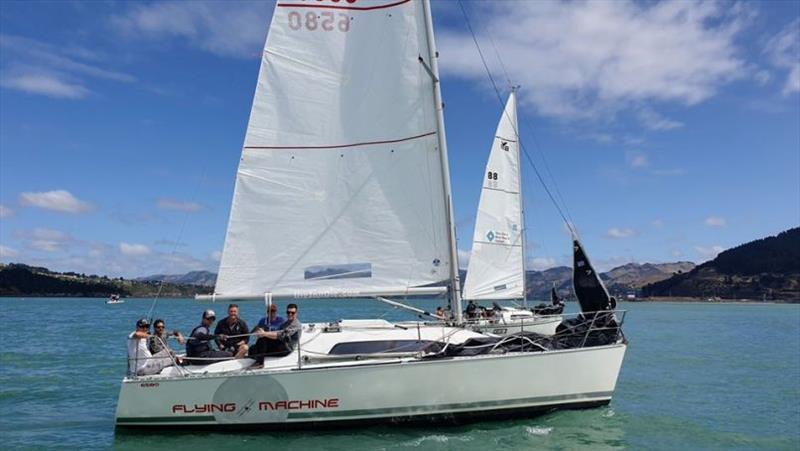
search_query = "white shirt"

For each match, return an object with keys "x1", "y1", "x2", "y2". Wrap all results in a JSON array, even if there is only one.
[{"x1": 127, "y1": 332, "x2": 152, "y2": 374}]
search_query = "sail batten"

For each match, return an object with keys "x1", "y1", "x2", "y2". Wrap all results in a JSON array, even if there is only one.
[
  {"x1": 215, "y1": 0, "x2": 453, "y2": 298},
  {"x1": 463, "y1": 92, "x2": 525, "y2": 300}
]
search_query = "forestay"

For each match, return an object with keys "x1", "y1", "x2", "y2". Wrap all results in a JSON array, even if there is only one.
[
  {"x1": 463, "y1": 92, "x2": 525, "y2": 300},
  {"x1": 215, "y1": 0, "x2": 452, "y2": 298}
]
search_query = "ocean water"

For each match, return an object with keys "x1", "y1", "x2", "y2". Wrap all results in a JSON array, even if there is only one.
[{"x1": 0, "y1": 298, "x2": 798, "y2": 450}]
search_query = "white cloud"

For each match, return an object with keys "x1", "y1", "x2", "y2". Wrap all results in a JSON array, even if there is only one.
[
  {"x1": 627, "y1": 152, "x2": 649, "y2": 169},
  {"x1": 652, "y1": 219, "x2": 665, "y2": 228},
  {"x1": 111, "y1": 1, "x2": 272, "y2": 59},
  {"x1": 764, "y1": 19, "x2": 800, "y2": 96},
  {"x1": 120, "y1": 242, "x2": 152, "y2": 256},
  {"x1": 704, "y1": 216, "x2": 727, "y2": 227},
  {"x1": 529, "y1": 257, "x2": 557, "y2": 271},
  {"x1": 0, "y1": 205, "x2": 13, "y2": 218},
  {"x1": 210, "y1": 250, "x2": 222, "y2": 262},
  {"x1": 0, "y1": 34, "x2": 135, "y2": 99},
  {"x1": 671, "y1": 249, "x2": 683, "y2": 258},
  {"x1": 19, "y1": 228, "x2": 72, "y2": 252},
  {"x1": 0, "y1": 245, "x2": 19, "y2": 259},
  {"x1": 156, "y1": 198, "x2": 204, "y2": 212},
  {"x1": 439, "y1": 0, "x2": 750, "y2": 122},
  {"x1": 19, "y1": 190, "x2": 93, "y2": 214},
  {"x1": 753, "y1": 69, "x2": 771, "y2": 86},
  {"x1": 637, "y1": 107, "x2": 684, "y2": 131},
  {"x1": 606, "y1": 227, "x2": 637, "y2": 239},
  {"x1": 0, "y1": 72, "x2": 90, "y2": 99},
  {"x1": 694, "y1": 245, "x2": 725, "y2": 259}
]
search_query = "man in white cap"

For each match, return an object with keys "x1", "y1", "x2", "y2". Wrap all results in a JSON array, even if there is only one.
[
  {"x1": 185, "y1": 309, "x2": 233, "y2": 364},
  {"x1": 127, "y1": 318, "x2": 180, "y2": 376}
]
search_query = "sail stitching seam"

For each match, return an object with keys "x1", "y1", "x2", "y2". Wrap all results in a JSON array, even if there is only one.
[
  {"x1": 495, "y1": 135, "x2": 517, "y2": 142},
  {"x1": 244, "y1": 131, "x2": 436, "y2": 150},
  {"x1": 482, "y1": 186, "x2": 520, "y2": 195}
]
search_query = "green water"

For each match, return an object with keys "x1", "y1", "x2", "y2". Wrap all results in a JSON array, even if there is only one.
[{"x1": 0, "y1": 298, "x2": 798, "y2": 450}]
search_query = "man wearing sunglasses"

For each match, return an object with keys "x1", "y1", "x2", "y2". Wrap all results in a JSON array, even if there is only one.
[
  {"x1": 127, "y1": 318, "x2": 180, "y2": 376},
  {"x1": 147, "y1": 319, "x2": 186, "y2": 355},
  {"x1": 249, "y1": 304, "x2": 302, "y2": 364}
]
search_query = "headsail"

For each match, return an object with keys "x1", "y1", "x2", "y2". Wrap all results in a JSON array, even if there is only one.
[
  {"x1": 215, "y1": 0, "x2": 453, "y2": 298},
  {"x1": 462, "y1": 91, "x2": 525, "y2": 300},
  {"x1": 572, "y1": 239, "x2": 615, "y2": 313}
]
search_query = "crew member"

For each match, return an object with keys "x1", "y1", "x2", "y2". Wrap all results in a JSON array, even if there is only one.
[
  {"x1": 128, "y1": 318, "x2": 179, "y2": 376},
  {"x1": 148, "y1": 318, "x2": 186, "y2": 355},
  {"x1": 214, "y1": 304, "x2": 249, "y2": 359},
  {"x1": 186, "y1": 309, "x2": 232, "y2": 364},
  {"x1": 254, "y1": 303, "x2": 284, "y2": 332},
  {"x1": 249, "y1": 304, "x2": 302, "y2": 364}
]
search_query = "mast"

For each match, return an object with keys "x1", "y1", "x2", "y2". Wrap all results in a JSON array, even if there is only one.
[
  {"x1": 421, "y1": 0, "x2": 463, "y2": 323},
  {"x1": 512, "y1": 87, "x2": 528, "y2": 308}
]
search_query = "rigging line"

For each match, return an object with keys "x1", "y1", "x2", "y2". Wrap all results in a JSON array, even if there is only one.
[
  {"x1": 457, "y1": 0, "x2": 576, "y2": 237},
  {"x1": 480, "y1": 8, "x2": 575, "y2": 231},
  {"x1": 484, "y1": 24, "x2": 512, "y2": 90},
  {"x1": 145, "y1": 166, "x2": 208, "y2": 322},
  {"x1": 484, "y1": 24, "x2": 575, "y2": 229}
]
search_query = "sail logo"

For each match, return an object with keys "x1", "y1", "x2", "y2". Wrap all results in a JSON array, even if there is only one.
[
  {"x1": 486, "y1": 231, "x2": 495, "y2": 242},
  {"x1": 501, "y1": 141, "x2": 509, "y2": 151}
]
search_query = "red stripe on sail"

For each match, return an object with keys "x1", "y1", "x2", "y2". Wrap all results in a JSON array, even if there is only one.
[{"x1": 277, "y1": 0, "x2": 411, "y2": 11}]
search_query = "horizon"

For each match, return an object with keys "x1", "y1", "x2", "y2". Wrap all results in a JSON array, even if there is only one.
[{"x1": 1, "y1": 1, "x2": 798, "y2": 278}]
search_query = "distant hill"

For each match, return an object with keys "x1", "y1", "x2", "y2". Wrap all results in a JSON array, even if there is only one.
[
  {"x1": 0, "y1": 263, "x2": 207, "y2": 297},
  {"x1": 136, "y1": 270, "x2": 216, "y2": 287},
  {"x1": 601, "y1": 262, "x2": 696, "y2": 290},
  {"x1": 642, "y1": 228, "x2": 800, "y2": 301},
  {"x1": 458, "y1": 262, "x2": 692, "y2": 301}
]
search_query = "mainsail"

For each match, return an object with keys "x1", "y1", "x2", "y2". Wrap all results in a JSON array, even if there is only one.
[
  {"x1": 215, "y1": 0, "x2": 455, "y2": 298},
  {"x1": 462, "y1": 91, "x2": 525, "y2": 300},
  {"x1": 572, "y1": 239, "x2": 614, "y2": 313}
]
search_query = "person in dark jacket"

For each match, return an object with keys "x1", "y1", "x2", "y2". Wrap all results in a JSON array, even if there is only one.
[
  {"x1": 214, "y1": 304, "x2": 249, "y2": 359},
  {"x1": 186, "y1": 309, "x2": 232, "y2": 364}
]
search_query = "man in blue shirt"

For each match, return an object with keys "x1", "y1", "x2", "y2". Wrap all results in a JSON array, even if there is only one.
[{"x1": 255, "y1": 304, "x2": 284, "y2": 332}]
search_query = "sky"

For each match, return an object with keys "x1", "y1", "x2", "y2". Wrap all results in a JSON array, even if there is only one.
[{"x1": 0, "y1": 0, "x2": 798, "y2": 278}]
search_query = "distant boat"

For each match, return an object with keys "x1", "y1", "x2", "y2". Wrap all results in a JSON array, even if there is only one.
[
  {"x1": 106, "y1": 294, "x2": 124, "y2": 305},
  {"x1": 461, "y1": 90, "x2": 562, "y2": 336}
]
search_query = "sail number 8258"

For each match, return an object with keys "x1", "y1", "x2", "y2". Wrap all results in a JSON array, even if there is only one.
[{"x1": 288, "y1": 11, "x2": 351, "y2": 32}]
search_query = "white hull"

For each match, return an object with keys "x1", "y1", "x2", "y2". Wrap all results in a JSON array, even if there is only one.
[{"x1": 115, "y1": 342, "x2": 626, "y2": 428}]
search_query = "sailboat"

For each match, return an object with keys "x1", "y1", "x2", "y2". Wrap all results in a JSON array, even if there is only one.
[
  {"x1": 115, "y1": 0, "x2": 626, "y2": 429},
  {"x1": 462, "y1": 90, "x2": 562, "y2": 336}
]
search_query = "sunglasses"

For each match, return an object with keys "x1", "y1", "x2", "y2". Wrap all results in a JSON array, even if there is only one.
[
  {"x1": 286, "y1": 311, "x2": 297, "y2": 315},
  {"x1": 155, "y1": 325, "x2": 165, "y2": 329}
]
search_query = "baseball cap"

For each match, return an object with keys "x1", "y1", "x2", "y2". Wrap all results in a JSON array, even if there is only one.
[
  {"x1": 136, "y1": 318, "x2": 150, "y2": 328},
  {"x1": 203, "y1": 309, "x2": 216, "y2": 320}
]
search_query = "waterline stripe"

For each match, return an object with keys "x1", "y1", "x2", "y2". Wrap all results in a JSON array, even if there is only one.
[
  {"x1": 117, "y1": 416, "x2": 214, "y2": 424},
  {"x1": 288, "y1": 391, "x2": 613, "y2": 419}
]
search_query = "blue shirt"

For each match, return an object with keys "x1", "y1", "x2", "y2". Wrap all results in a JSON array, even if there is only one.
[{"x1": 256, "y1": 315, "x2": 285, "y2": 331}]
